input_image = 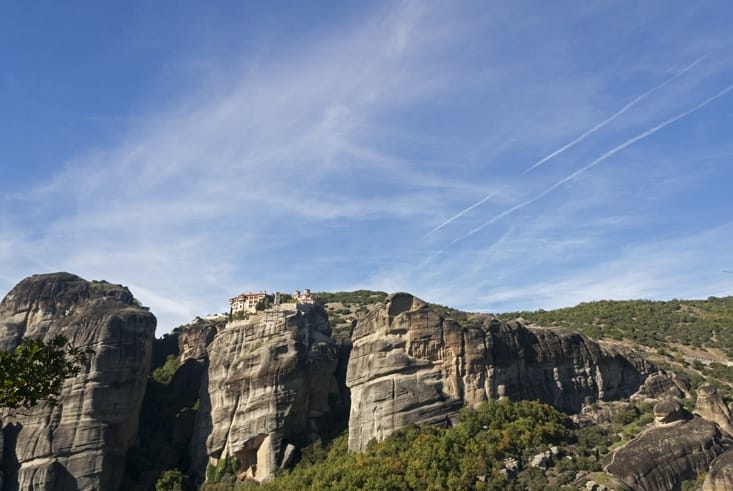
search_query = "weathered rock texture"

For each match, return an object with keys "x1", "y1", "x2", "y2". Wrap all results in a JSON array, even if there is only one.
[
  {"x1": 0, "y1": 273, "x2": 155, "y2": 491},
  {"x1": 654, "y1": 398, "x2": 688, "y2": 423},
  {"x1": 346, "y1": 293, "x2": 653, "y2": 452},
  {"x1": 704, "y1": 450, "x2": 733, "y2": 491},
  {"x1": 632, "y1": 370, "x2": 689, "y2": 401},
  {"x1": 696, "y1": 384, "x2": 733, "y2": 436},
  {"x1": 178, "y1": 316, "x2": 225, "y2": 363},
  {"x1": 200, "y1": 304, "x2": 348, "y2": 482},
  {"x1": 606, "y1": 416, "x2": 728, "y2": 491}
]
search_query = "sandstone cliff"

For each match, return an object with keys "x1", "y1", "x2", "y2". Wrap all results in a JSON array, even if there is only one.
[
  {"x1": 0, "y1": 273, "x2": 156, "y2": 491},
  {"x1": 346, "y1": 293, "x2": 653, "y2": 452},
  {"x1": 198, "y1": 303, "x2": 349, "y2": 482}
]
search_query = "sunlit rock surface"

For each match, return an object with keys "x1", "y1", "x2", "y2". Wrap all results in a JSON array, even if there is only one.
[
  {"x1": 0, "y1": 272, "x2": 155, "y2": 491},
  {"x1": 346, "y1": 292, "x2": 653, "y2": 451},
  {"x1": 606, "y1": 415, "x2": 727, "y2": 491},
  {"x1": 200, "y1": 304, "x2": 349, "y2": 482}
]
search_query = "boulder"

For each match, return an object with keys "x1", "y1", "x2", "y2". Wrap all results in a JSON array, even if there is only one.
[
  {"x1": 529, "y1": 451, "x2": 552, "y2": 470},
  {"x1": 606, "y1": 415, "x2": 727, "y2": 491},
  {"x1": 653, "y1": 398, "x2": 689, "y2": 424},
  {"x1": 633, "y1": 371, "x2": 687, "y2": 401}
]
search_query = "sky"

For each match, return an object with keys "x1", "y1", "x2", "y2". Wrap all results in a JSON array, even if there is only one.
[{"x1": 2, "y1": 1, "x2": 733, "y2": 335}]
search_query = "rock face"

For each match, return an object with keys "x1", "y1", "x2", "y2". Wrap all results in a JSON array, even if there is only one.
[
  {"x1": 0, "y1": 273, "x2": 156, "y2": 491},
  {"x1": 178, "y1": 316, "x2": 225, "y2": 363},
  {"x1": 704, "y1": 450, "x2": 733, "y2": 491},
  {"x1": 633, "y1": 370, "x2": 688, "y2": 401},
  {"x1": 606, "y1": 416, "x2": 728, "y2": 491},
  {"x1": 200, "y1": 304, "x2": 348, "y2": 481},
  {"x1": 654, "y1": 398, "x2": 688, "y2": 423},
  {"x1": 696, "y1": 384, "x2": 733, "y2": 436},
  {"x1": 346, "y1": 293, "x2": 653, "y2": 452}
]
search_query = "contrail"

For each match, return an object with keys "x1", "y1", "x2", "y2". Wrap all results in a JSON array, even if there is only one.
[
  {"x1": 424, "y1": 191, "x2": 497, "y2": 237},
  {"x1": 424, "y1": 56, "x2": 707, "y2": 238},
  {"x1": 521, "y1": 55, "x2": 708, "y2": 176},
  {"x1": 449, "y1": 83, "x2": 733, "y2": 246}
]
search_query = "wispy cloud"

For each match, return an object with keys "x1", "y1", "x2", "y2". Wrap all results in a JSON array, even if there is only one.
[
  {"x1": 447, "y1": 82, "x2": 733, "y2": 247},
  {"x1": 2, "y1": 2, "x2": 732, "y2": 333},
  {"x1": 521, "y1": 54, "x2": 709, "y2": 175},
  {"x1": 424, "y1": 55, "x2": 709, "y2": 238}
]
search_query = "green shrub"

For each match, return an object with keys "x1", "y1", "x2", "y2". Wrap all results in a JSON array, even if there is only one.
[
  {"x1": 155, "y1": 469, "x2": 192, "y2": 491},
  {"x1": 152, "y1": 355, "x2": 180, "y2": 385}
]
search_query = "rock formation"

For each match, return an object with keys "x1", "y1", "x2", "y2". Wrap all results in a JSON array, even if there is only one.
[
  {"x1": 606, "y1": 416, "x2": 727, "y2": 491},
  {"x1": 703, "y1": 450, "x2": 733, "y2": 491},
  {"x1": 199, "y1": 303, "x2": 349, "y2": 482},
  {"x1": 178, "y1": 315, "x2": 225, "y2": 363},
  {"x1": 346, "y1": 293, "x2": 653, "y2": 452},
  {"x1": 653, "y1": 398, "x2": 688, "y2": 423},
  {"x1": 0, "y1": 272, "x2": 156, "y2": 491},
  {"x1": 632, "y1": 370, "x2": 689, "y2": 401},
  {"x1": 695, "y1": 384, "x2": 733, "y2": 436}
]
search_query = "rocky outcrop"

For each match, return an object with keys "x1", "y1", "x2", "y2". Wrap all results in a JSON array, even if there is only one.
[
  {"x1": 696, "y1": 384, "x2": 733, "y2": 436},
  {"x1": 199, "y1": 304, "x2": 348, "y2": 482},
  {"x1": 704, "y1": 450, "x2": 733, "y2": 491},
  {"x1": 0, "y1": 273, "x2": 156, "y2": 491},
  {"x1": 606, "y1": 416, "x2": 728, "y2": 491},
  {"x1": 633, "y1": 370, "x2": 688, "y2": 401},
  {"x1": 346, "y1": 293, "x2": 654, "y2": 452},
  {"x1": 178, "y1": 316, "x2": 225, "y2": 363},
  {"x1": 654, "y1": 398, "x2": 688, "y2": 423}
]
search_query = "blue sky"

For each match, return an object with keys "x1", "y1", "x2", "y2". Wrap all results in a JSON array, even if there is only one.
[{"x1": 2, "y1": 1, "x2": 733, "y2": 335}]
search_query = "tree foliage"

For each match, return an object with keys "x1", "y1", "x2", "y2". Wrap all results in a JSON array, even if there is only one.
[
  {"x1": 311, "y1": 290, "x2": 387, "y2": 306},
  {"x1": 257, "y1": 399, "x2": 573, "y2": 491},
  {"x1": 152, "y1": 354, "x2": 181, "y2": 385},
  {"x1": 0, "y1": 334, "x2": 92, "y2": 409},
  {"x1": 499, "y1": 296, "x2": 733, "y2": 355},
  {"x1": 156, "y1": 469, "x2": 193, "y2": 491}
]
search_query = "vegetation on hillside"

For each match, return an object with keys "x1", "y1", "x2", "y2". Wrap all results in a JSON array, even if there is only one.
[
  {"x1": 312, "y1": 290, "x2": 387, "y2": 306},
  {"x1": 313, "y1": 290, "x2": 387, "y2": 331},
  {"x1": 498, "y1": 296, "x2": 733, "y2": 355},
  {"x1": 196, "y1": 399, "x2": 663, "y2": 491},
  {"x1": 499, "y1": 296, "x2": 733, "y2": 399}
]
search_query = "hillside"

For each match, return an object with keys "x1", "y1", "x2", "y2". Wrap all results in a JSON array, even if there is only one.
[
  {"x1": 312, "y1": 290, "x2": 387, "y2": 331},
  {"x1": 498, "y1": 297, "x2": 733, "y2": 399},
  {"x1": 498, "y1": 297, "x2": 733, "y2": 354}
]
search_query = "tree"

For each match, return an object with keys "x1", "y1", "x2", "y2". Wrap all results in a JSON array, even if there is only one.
[
  {"x1": 255, "y1": 297, "x2": 269, "y2": 311},
  {"x1": 0, "y1": 335, "x2": 92, "y2": 409},
  {"x1": 156, "y1": 469, "x2": 192, "y2": 491}
]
